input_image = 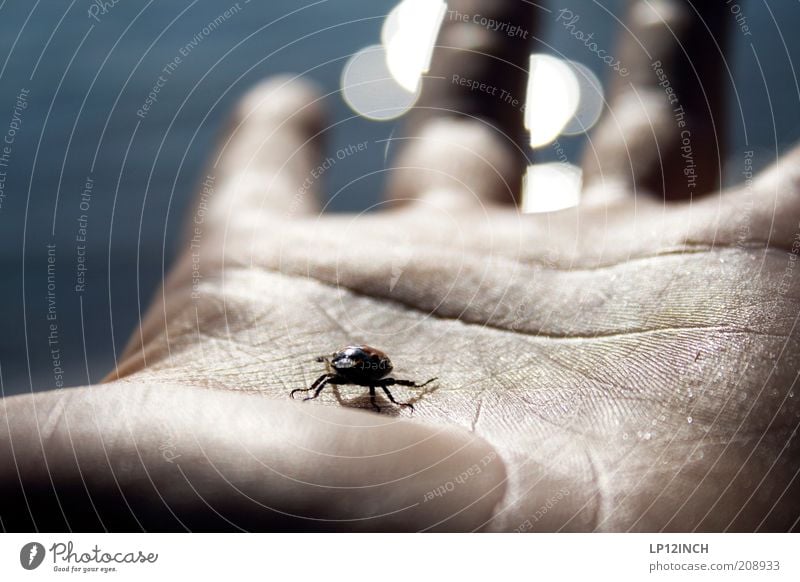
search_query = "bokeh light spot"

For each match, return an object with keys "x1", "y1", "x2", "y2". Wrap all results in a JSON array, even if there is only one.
[
  {"x1": 525, "y1": 54, "x2": 581, "y2": 148},
  {"x1": 562, "y1": 61, "x2": 605, "y2": 136},
  {"x1": 382, "y1": 0, "x2": 446, "y2": 93},
  {"x1": 521, "y1": 163, "x2": 583, "y2": 213},
  {"x1": 341, "y1": 44, "x2": 420, "y2": 121}
]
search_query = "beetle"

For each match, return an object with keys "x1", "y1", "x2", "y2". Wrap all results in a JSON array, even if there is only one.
[{"x1": 290, "y1": 345, "x2": 437, "y2": 412}]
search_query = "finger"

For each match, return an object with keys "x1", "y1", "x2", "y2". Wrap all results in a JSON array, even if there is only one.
[
  {"x1": 111, "y1": 76, "x2": 326, "y2": 372},
  {"x1": 0, "y1": 384, "x2": 506, "y2": 531},
  {"x1": 688, "y1": 143, "x2": 800, "y2": 252},
  {"x1": 164, "y1": 75, "x2": 327, "y2": 315},
  {"x1": 581, "y1": 0, "x2": 730, "y2": 202},
  {"x1": 748, "y1": 143, "x2": 800, "y2": 249},
  {"x1": 200, "y1": 74, "x2": 327, "y2": 229},
  {"x1": 596, "y1": 144, "x2": 800, "y2": 259},
  {"x1": 386, "y1": 119, "x2": 523, "y2": 211},
  {"x1": 386, "y1": 0, "x2": 537, "y2": 207}
]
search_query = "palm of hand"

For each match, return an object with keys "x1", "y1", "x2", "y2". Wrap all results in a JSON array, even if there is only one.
[
  {"x1": 7, "y1": 0, "x2": 800, "y2": 530},
  {"x1": 118, "y1": 144, "x2": 800, "y2": 531}
]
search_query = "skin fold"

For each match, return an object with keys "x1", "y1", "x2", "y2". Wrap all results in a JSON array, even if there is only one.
[{"x1": 1, "y1": 0, "x2": 798, "y2": 531}]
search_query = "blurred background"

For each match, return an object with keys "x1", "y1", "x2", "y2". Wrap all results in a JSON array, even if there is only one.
[{"x1": 0, "y1": 0, "x2": 798, "y2": 395}]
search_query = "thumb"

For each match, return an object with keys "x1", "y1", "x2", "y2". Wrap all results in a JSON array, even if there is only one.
[{"x1": 0, "y1": 383, "x2": 506, "y2": 531}]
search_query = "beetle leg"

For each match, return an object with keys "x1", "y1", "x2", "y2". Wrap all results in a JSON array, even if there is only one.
[
  {"x1": 291, "y1": 373, "x2": 333, "y2": 400},
  {"x1": 382, "y1": 377, "x2": 438, "y2": 389},
  {"x1": 369, "y1": 387, "x2": 382, "y2": 412},
  {"x1": 380, "y1": 386, "x2": 414, "y2": 412}
]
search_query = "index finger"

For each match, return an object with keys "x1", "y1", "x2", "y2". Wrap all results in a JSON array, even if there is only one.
[{"x1": 387, "y1": 0, "x2": 539, "y2": 207}]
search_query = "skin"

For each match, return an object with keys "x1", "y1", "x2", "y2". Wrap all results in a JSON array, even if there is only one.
[{"x1": 1, "y1": 0, "x2": 799, "y2": 531}]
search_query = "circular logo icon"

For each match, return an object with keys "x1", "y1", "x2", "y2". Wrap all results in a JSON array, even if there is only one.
[{"x1": 19, "y1": 542, "x2": 45, "y2": 570}]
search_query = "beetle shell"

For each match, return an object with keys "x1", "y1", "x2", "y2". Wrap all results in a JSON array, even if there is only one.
[{"x1": 330, "y1": 345, "x2": 393, "y2": 384}]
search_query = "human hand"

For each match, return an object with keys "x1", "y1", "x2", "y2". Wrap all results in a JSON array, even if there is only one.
[{"x1": 2, "y1": 0, "x2": 798, "y2": 532}]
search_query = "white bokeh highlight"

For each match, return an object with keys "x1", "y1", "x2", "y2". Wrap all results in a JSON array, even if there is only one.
[
  {"x1": 382, "y1": 0, "x2": 447, "y2": 93},
  {"x1": 521, "y1": 162, "x2": 583, "y2": 213}
]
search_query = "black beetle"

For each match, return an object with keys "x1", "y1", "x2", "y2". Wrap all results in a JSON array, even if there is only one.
[{"x1": 290, "y1": 345, "x2": 437, "y2": 412}]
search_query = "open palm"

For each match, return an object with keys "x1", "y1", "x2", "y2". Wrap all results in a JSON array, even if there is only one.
[{"x1": 2, "y1": 0, "x2": 798, "y2": 532}]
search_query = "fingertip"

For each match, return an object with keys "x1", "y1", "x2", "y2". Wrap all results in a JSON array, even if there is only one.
[
  {"x1": 230, "y1": 74, "x2": 326, "y2": 139},
  {"x1": 206, "y1": 74, "x2": 328, "y2": 222},
  {"x1": 386, "y1": 118, "x2": 521, "y2": 209}
]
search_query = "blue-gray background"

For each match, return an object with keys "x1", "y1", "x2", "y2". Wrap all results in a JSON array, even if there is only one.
[{"x1": 0, "y1": 0, "x2": 798, "y2": 395}]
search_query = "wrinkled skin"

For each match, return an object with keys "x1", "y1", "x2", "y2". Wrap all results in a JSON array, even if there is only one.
[{"x1": 2, "y1": 0, "x2": 799, "y2": 531}]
